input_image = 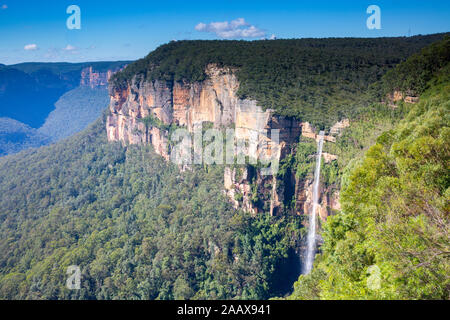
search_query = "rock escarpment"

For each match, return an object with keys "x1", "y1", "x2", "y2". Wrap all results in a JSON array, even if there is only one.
[
  {"x1": 295, "y1": 177, "x2": 341, "y2": 221},
  {"x1": 106, "y1": 64, "x2": 341, "y2": 218},
  {"x1": 107, "y1": 64, "x2": 301, "y2": 161},
  {"x1": 386, "y1": 90, "x2": 420, "y2": 106},
  {"x1": 81, "y1": 66, "x2": 127, "y2": 88},
  {"x1": 301, "y1": 119, "x2": 349, "y2": 143}
]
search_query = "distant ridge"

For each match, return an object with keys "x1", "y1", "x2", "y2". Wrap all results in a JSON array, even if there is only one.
[{"x1": 7, "y1": 61, "x2": 131, "y2": 74}]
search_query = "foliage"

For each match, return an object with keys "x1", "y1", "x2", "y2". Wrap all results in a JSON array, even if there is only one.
[
  {"x1": 139, "y1": 113, "x2": 171, "y2": 132},
  {"x1": 0, "y1": 113, "x2": 300, "y2": 300},
  {"x1": 111, "y1": 34, "x2": 447, "y2": 128},
  {"x1": 382, "y1": 36, "x2": 450, "y2": 96},
  {"x1": 289, "y1": 48, "x2": 450, "y2": 299},
  {"x1": 294, "y1": 138, "x2": 317, "y2": 180},
  {"x1": 0, "y1": 117, "x2": 50, "y2": 156},
  {"x1": 38, "y1": 86, "x2": 110, "y2": 142},
  {"x1": 321, "y1": 160, "x2": 339, "y2": 187},
  {"x1": 323, "y1": 102, "x2": 408, "y2": 171}
]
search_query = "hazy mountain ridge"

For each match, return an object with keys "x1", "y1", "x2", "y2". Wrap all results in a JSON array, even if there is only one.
[
  {"x1": 0, "y1": 61, "x2": 130, "y2": 155},
  {"x1": 38, "y1": 86, "x2": 110, "y2": 142},
  {"x1": 0, "y1": 117, "x2": 50, "y2": 156},
  {"x1": 0, "y1": 61, "x2": 129, "y2": 127}
]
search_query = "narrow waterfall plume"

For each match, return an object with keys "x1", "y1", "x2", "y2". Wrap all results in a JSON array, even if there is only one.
[{"x1": 304, "y1": 131, "x2": 325, "y2": 274}]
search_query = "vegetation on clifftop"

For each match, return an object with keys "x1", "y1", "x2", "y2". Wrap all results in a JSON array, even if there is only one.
[
  {"x1": 381, "y1": 35, "x2": 450, "y2": 96},
  {"x1": 0, "y1": 35, "x2": 448, "y2": 300},
  {"x1": 111, "y1": 34, "x2": 447, "y2": 128}
]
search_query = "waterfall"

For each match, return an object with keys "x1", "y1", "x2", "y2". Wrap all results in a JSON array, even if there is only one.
[{"x1": 304, "y1": 130, "x2": 324, "y2": 274}]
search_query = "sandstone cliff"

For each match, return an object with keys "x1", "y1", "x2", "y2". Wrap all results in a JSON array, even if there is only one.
[
  {"x1": 107, "y1": 64, "x2": 301, "y2": 161},
  {"x1": 295, "y1": 177, "x2": 341, "y2": 221},
  {"x1": 106, "y1": 64, "x2": 341, "y2": 219}
]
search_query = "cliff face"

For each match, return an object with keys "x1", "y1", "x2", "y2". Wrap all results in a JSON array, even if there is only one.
[
  {"x1": 81, "y1": 66, "x2": 127, "y2": 88},
  {"x1": 301, "y1": 119, "x2": 349, "y2": 143},
  {"x1": 106, "y1": 79, "x2": 172, "y2": 159},
  {"x1": 106, "y1": 64, "x2": 340, "y2": 218},
  {"x1": 386, "y1": 90, "x2": 420, "y2": 106},
  {"x1": 295, "y1": 177, "x2": 341, "y2": 221}
]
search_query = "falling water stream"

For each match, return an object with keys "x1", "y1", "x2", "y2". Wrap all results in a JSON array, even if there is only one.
[{"x1": 304, "y1": 131, "x2": 325, "y2": 274}]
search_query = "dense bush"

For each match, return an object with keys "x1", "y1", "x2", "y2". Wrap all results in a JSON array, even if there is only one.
[
  {"x1": 382, "y1": 36, "x2": 450, "y2": 96},
  {"x1": 0, "y1": 113, "x2": 302, "y2": 299},
  {"x1": 290, "y1": 40, "x2": 450, "y2": 300},
  {"x1": 112, "y1": 34, "x2": 447, "y2": 128},
  {"x1": 38, "y1": 86, "x2": 110, "y2": 142}
]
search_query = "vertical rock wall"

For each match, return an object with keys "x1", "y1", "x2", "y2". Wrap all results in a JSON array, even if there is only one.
[{"x1": 106, "y1": 64, "x2": 341, "y2": 218}]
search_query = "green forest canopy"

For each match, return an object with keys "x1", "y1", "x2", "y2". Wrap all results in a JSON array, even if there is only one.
[
  {"x1": 111, "y1": 34, "x2": 448, "y2": 128},
  {"x1": 0, "y1": 113, "x2": 302, "y2": 299}
]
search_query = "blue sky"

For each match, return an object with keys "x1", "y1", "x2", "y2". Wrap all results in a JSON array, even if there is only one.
[{"x1": 0, "y1": 0, "x2": 449, "y2": 64}]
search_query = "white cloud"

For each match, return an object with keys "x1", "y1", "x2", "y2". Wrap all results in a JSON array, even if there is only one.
[
  {"x1": 195, "y1": 23, "x2": 207, "y2": 31},
  {"x1": 195, "y1": 18, "x2": 266, "y2": 39},
  {"x1": 24, "y1": 44, "x2": 38, "y2": 51},
  {"x1": 63, "y1": 44, "x2": 77, "y2": 51},
  {"x1": 1, "y1": 4, "x2": 7, "y2": 10}
]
